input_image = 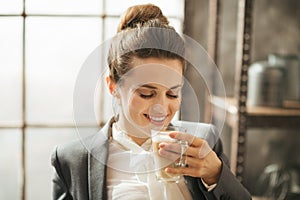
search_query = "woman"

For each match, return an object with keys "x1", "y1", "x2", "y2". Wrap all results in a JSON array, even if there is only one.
[{"x1": 51, "y1": 4, "x2": 251, "y2": 200}]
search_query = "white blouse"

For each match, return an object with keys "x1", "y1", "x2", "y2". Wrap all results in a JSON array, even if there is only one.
[{"x1": 106, "y1": 124, "x2": 192, "y2": 200}]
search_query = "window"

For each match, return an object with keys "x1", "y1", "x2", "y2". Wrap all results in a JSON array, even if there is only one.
[{"x1": 0, "y1": 1, "x2": 184, "y2": 199}]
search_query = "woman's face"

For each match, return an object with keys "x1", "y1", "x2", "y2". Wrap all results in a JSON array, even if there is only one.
[{"x1": 117, "y1": 57, "x2": 184, "y2": 130}]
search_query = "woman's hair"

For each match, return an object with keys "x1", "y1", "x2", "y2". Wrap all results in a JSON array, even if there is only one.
[{"x1": 108, "y1": 3, "x2": 186, "y2": 83}]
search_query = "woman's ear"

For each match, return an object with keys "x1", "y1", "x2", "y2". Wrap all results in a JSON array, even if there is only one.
[{"x1": 106, "y1": 76, "x2": 116, "y2": 95}]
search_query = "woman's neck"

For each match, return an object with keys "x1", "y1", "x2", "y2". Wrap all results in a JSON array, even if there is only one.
[{"x1": 127, "y1": 135, "x2": 150, "y2": 146}]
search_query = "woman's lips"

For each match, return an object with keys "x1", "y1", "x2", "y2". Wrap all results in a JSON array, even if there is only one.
[{"x1": 144, "y1": 114, "x2": 167, "y2": 125}]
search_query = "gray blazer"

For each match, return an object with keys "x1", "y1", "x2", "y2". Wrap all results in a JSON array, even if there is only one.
[{"x1": 51, "y1": 119, "x2": 251, "y2": 200}]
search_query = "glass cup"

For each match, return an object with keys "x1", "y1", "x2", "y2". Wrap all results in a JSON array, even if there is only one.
[{"x1": 151, "y1": 126, "x2": 188, "y2": 183}]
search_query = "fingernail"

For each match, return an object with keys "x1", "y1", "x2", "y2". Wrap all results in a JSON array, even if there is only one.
[
  {"x1": 165, "y1": 168, "x2": 172, "y2": 173},
  {"x1": 169, "y1": 132, "x2": 176, "y2": 138},
  {"x1": 159, "y1": 143, "x2": 165, "y2": 148}
]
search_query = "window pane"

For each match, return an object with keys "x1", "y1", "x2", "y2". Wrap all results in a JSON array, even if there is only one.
[
  {"x1": 0, "y1": 129, "x2": 21, "y2": 200},
  {"x1": 26, "y1": 127, "x2": 98, "y2": 200},
  {"x1": 105, "y1": 0, "x2": 184, "y2": 17},
  {"x1": 0, "y1": 17, "x2": 23, "y2": 126},
  {"x1": 169, "y1": 18, "x2": 183, "y2": 34},
  {"x1": 104, "y1": 17, "x2": 119, "y2": 40},
  {"x1": 100, "y1": 18, "x2": 118, "y2": 123},
  {"x1": 26, "y1": 0, "x2": 102, "y2": 15},
  {"x1": 25, "y1": 17, "x2": 102, "y2": 125},
  {"x1": 0, "y1": 0, "x2": 23, "y2": 14}
]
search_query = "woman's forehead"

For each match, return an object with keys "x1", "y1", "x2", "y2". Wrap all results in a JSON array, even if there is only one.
[
  {"x1": 120, "y1": 63, "x2": 183, "y2": 89},
  {"x1": 131, "y1": 57, "x2": 183, "y2": 72}
]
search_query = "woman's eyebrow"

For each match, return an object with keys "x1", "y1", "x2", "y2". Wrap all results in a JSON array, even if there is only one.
[
  {"x1": 139, "y1": 84, "x2": 183, "y2": 90},
  {"x1": 139, "y1": 84, "x2": 157, "y2": 89}
]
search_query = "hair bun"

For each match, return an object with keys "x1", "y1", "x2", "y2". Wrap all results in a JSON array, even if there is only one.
[{"x1": 117, "y1": 4, "x2": 169, "y2": 32}]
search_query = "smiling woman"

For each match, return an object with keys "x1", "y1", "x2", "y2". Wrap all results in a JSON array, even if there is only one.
[{"x1": 51, "y1": 3, "x2": 251, "y2": 200}]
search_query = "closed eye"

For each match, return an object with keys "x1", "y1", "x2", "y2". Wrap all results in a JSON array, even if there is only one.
[
  {"x1": 167, "y1": 92, "x2": 179, "y2": 99},
  {"x1": 136, "y1": 88, "x2": 156, "y2": 99},
  {"x1": 167, "y1": 88, "x2": 181, "y2": 99},
  {"x1": 139, "y1": 93, "x2": 154, "y2": 99}
]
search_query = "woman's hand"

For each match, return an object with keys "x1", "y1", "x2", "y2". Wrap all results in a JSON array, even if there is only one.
[{"x1": 158, "y1": 131, "x2": 222, "y2": 185}]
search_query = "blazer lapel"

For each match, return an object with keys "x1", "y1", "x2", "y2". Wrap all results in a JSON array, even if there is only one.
[
  {"x1": 88, "y1": 119, "x2": 114, "y2": 200},
  {"x1": 89, "y1": 152, "x2": 107, "y2": 200}
]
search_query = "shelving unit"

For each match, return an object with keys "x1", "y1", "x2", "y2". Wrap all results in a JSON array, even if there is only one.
[
  {"x1": 210, "y1": 96, "x2": 300, "y2": 175},
  {"x1": 211, "y1": 96, "x2": 300, "y2": 128},
  {"x1": 207, "y1": 0, "x2": 300, "y2": 182}
]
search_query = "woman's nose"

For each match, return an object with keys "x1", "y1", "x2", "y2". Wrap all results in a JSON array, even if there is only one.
[
  {"x1": 155, "y1": 94, "x2": 168, "y2": 107},
  {"x1": 151, "y1": 95, "x2": 169, "y2": 113},
  {"x1": 149, "y1": 104, "x2": 166, "y2": 116}
]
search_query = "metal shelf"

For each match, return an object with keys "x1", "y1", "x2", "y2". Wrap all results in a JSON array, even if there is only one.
[{"x1": 210, "y1": 96, "x2": 300, "y2": 128}]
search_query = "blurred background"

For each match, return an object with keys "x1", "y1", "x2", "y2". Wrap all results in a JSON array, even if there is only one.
[{"x1": 0, "y1": 0, "x2": 299, "y2": 200}]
